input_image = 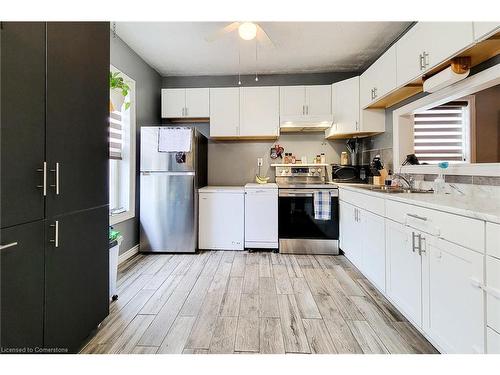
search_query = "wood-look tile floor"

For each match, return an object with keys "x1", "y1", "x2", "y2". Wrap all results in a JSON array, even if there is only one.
[{"x1": 80, "y1": 251, "x2": 438, "y2": 354}]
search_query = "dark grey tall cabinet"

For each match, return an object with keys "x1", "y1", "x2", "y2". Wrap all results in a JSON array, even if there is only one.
[{"x1": 1, "y1": 22, "x2": 110, "y2": 353}]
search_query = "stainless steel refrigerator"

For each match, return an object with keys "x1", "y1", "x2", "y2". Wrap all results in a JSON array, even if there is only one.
[{"x1": 139, "y1": 126, "x2": 207, "y2": 253}]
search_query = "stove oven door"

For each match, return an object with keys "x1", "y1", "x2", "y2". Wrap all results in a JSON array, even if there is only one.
[{"x1": 278, "y1": 188, "x2": 339, "y2": 254}]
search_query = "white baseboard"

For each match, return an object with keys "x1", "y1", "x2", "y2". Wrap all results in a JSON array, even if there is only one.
[{"x1": 118, "y1": 245, "x2": 139, "y2": 265}]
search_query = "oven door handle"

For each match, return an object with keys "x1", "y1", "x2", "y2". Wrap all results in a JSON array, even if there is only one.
[{"x1": 279, "y1": 189, "x2": 339, "y2": 197}]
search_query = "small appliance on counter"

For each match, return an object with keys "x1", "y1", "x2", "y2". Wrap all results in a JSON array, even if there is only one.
[{"x1": 331, "y1": 164, "x2": 370, "y2": 183}]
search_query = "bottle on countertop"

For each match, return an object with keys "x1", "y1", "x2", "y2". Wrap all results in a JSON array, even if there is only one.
[
  {"x1": 284, "y1": 153, "x2": 290, "y2": 164},
  {"x1": 320, "y1": 153, "x2": 326, "y2": 164},
  {"x1": 291, "y1": 154, "x2": 296, "y2": 164},
  {"x1": 385, "y1": 170, "x2": 393, "y2": 187}
]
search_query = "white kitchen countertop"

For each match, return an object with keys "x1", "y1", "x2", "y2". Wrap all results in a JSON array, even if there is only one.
[
  {"x1": 199, "y1": 186, "x2": 245, "y2": 193},
  {"x1": 333, "y1": 182, "x2": 500, "y2": 224}
]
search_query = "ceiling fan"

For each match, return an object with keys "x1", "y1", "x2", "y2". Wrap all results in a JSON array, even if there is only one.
[{"x1": 205, "y1": 22, "x2": 275, "y2": 47}]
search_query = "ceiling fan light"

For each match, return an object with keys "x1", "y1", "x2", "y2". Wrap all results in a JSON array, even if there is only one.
[{"x1": 238, "y1": 22, "x2": 257, "y2": 41}]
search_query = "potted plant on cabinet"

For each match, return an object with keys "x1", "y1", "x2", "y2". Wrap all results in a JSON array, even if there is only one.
[{"x1": 109, "y1": 71, "x2": 131, "y2": 112}]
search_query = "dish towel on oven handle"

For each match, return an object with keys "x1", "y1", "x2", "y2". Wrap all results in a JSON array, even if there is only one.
[{"x1": 313, "y1": 190, "x2": 331, "y2": 220}]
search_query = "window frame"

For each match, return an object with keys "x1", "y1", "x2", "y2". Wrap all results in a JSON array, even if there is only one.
[
  {"x1": 412, "y1": 99, "x2": 471, "y2": 165},
  {"x1": 109, "y1": 65, "x2": 136, "y2": 225}
]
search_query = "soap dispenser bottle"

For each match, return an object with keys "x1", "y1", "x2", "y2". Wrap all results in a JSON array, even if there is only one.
[{"x1": 433, "y1": 162, "x2": 449, "y2": 194}]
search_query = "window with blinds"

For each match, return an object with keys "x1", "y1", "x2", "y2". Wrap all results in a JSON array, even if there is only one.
[
  {"x1": 413, "y1": 101, "x2": 469, "y2": 164},
  {"x1": 109, "y1": 110, "x2": 123, "y2": 160}
]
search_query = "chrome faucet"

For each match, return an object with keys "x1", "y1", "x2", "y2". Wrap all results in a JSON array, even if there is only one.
[{"x1": 393, "y1": 173, "x2": 415, "y2": 190}]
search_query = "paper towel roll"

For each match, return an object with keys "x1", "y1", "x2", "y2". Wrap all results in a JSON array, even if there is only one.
[{"x1": 423, "y1": 66, "x2": 470, "y2": 93}]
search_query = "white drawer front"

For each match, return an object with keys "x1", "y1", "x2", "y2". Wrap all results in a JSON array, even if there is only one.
[
  {"x1": 385, "y1": 200, "x2": 484, "y2": 252},
  {"x1": 486, "y1": 222, "x2": 500, "y2": 259},
  {"x1": 339, "y1": 188, "x2": 385, "y2": 216},
  {"x1": 487, "y1": 256, "x2": 500, "y2": 333},
  {"x1": 487, "y1": 327, "x2": 500, "y2": 354}
]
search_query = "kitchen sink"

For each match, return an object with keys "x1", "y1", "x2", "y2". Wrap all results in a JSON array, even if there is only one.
[{"x1": 353, "y1": 185, "x2": 434, "y2": 194}]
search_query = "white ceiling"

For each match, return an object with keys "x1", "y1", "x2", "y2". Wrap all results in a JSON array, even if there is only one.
[{"x1": 115, "y1": 22, "x2": 412, "y2": 76}]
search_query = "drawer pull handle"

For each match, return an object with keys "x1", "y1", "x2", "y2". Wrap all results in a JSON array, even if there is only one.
[
  {"x1": 407, "y1": 213, "x2": 427, "y2": 221},
  {"x1": 0, "y1": 242, "x2": 18, "y2": 251}
]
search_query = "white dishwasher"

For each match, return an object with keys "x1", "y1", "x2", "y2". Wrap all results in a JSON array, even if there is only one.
[
  {"x1": 244, "y1": 183, "x2": 278, "y2": 250},
  {"x1": 198, "y1": 186, "x2": 245, "y2": 250}
]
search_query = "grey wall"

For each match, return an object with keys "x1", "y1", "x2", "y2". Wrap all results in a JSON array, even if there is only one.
[
  {"x1": 162, "y1": 72, "x2": 358, "y2": 185},
  {"x1": 110, "y1": 32, "x2": 162, "y2": 255},
  {"x1": 208, "y1": 134, "x2": 346, "y2": 185},
  {"x1": 162, "y1": 72, "x2": 358, "y2": 88}
]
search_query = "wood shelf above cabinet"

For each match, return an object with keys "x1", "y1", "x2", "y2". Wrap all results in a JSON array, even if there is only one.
[
  {"x1": 365, "y1": 84, "x2": 423, "y2": 109},
  {"x1": 366, "y1": 32, "x2": 500, "y2": 110}
]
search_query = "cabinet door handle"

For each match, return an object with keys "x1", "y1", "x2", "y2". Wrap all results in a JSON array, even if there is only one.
[
  {"x1": 418, "y1": 234, "x2": 425, "y2": 255},
  {"x1": 50, "y1": 162, "x2": 60, "y2": 195},
  {"x1": 306, "y1": 105, "x2": 309, "y2": 115},
  {"x1": 423, "y1": 52, "x2": 429, "y2": 68},
  {"x1": 419, "y1": 53, "x2": 424, "y2": 70},
  {"x1": 0, "y1": 242, "x2": 18, "y2": 251},
  {"x1": 373, "y1": 87, "x2": 377, "y2": 99},
  {"x1": 50, "y1": 221, "x2": 59, "y2": 248},
  {"x1": 407, "y1": 213, "x2": 427, "y2": 221},
  {"x1": 302, "y1": 105, "x2": 305, "y2": 115},
  {"x1": 185, "y1": 107, "x2": 189, "y2": 116},
  {"x1": 355, "y1": 121, "x2": 359, "y2": 131},
  {"x1": 411, "y1": 231, "x2": 418, "y2": 252},
  {"x1": 37, "y1": 161, "x2": 47, "y2": 196}
]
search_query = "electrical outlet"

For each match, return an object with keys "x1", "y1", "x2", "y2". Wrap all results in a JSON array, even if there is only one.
[{"x1": 257, "y1": 158, "x2": 263, "y2": 167}]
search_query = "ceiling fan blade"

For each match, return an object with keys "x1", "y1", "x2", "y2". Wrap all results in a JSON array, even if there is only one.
[
  {"x1": 256, "y1": 24, "x2": 275, "y2": 48},
  {"x1": 205, "y1": 22, "x2": 240, "y2": 42}
]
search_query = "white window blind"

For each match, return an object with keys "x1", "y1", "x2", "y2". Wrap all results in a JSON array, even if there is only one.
[
  {"x1": 109, "y1": 110, "x2": 123, "y2": 160},
  {"x1": 413, "y1": 101, "x2": 468, "y2": 164}
]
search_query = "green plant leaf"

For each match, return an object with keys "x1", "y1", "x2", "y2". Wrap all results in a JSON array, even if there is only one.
[{"x1": 124, "y1": 102, "x2": 131, "y2": 110}]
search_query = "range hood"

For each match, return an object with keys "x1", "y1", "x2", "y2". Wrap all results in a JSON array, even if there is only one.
[{"x1": 280, "y1": 115, "x2": 333, "y2": 133}]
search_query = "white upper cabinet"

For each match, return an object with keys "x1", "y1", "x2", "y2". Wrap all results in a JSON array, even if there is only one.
[
  {"x1": 360, "y1": 45, "x2": 397, "y2": 108},
  {"x1": 161, "y1": 88, "x2": 209, "y2": 118},
  {"x1": 305, "y1": 85, "x2": 331, "y2": 116},
  {"x1": 209, "y1": 87, "x2": 240, "y2": 137},
  {"x1": 185, "y1": 88, "x2": 209, "y2": 117},
  {"x1": 161, "y1": 89, "x2": 185, "y2": 118},
  {"x1": 397, "y1": 22, "x2": 474, "y2": 86},
  {"x1": 422, "y1": 237, "x2": 485, "y2": 353},
  {"x1": 280, "y1": 85, "x2": 331, "y2": 118},
  {"x1": 473, "y1": 22, "x2": 500, "y2": 41},
  {"x1": 326, "y1": 76, "x2": 385, "y2": 139},
  {"x1": 280, "y1": 86, "x2": 306, "y2": 117},
  {"x1": 240, "y1": 86, "x2": 280, "y2": 137},
  {"x1": 330, "y1": 76, "x2": 360, "y2": 135}
]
